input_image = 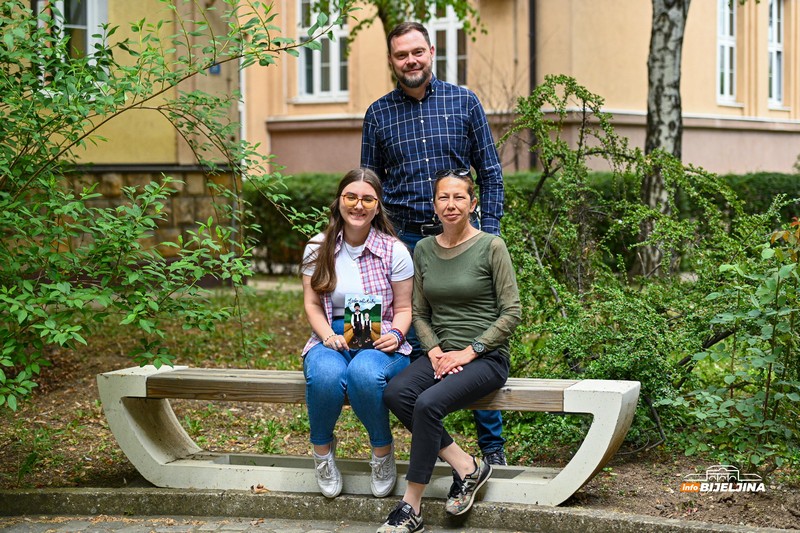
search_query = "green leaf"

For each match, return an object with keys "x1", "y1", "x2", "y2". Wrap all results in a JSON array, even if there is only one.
[{"x1": 777, "y1": 264, "x2": 796, "y2": 279}]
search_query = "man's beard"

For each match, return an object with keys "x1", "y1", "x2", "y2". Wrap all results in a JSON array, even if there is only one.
[{"x1": 394, "y1": 64, "x2": 431, "y2": 89}]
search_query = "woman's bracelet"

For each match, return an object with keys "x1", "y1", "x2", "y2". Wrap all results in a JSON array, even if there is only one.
[
  {"x1": 323, "y1": 333, "x2": 336, "y2": 343},
  {"x1": 388, "y1": 328, "x2": 404, "y2": 346}
]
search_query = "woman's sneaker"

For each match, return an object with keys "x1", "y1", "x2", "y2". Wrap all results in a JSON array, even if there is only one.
[
  {"x1": 312, "y1": 438, "x2": 342, "y2": 498},
  {"x1": 445, "y1": 456, "x2": 492, "y2": 516},
  {"x1": 376, "y1": 500, "x2": 424, "y2": 533},
  {"x1": 369, "y1": 444, "x2": 397, "y2": 497}
]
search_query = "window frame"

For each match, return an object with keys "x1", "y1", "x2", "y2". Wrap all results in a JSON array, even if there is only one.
[
  {"x1": 296, "y1": 0, "x2": 349, "y2": 103},
  {"x1": 717, "y1": 0, "x2": 737, "y2": 104},
  {"x1": 426, "y1": 6, "x2": 467, "y2": 87},
  {"x1": 35, "y1": 0, "x2": 108, "y2": 63},
  {"x1": 767, "y1": 0, "x2": 784, "y2": 107}
]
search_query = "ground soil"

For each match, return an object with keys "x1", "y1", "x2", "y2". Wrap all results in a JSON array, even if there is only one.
[{"x1": 1, "y1": 289, "x2": 798, "y2": 531}]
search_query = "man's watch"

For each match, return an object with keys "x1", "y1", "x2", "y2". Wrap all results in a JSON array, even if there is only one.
[{"x1": 471, "y1": 341, "x2": 486, "y2": 355}]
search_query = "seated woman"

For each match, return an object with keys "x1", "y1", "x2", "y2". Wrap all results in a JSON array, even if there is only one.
[
  {"x1": 378, "y1": 169, "x2": 521, "y2": 533},
  {"x1": 301, "y1": 168, "x2": 413, "y2": 499}
]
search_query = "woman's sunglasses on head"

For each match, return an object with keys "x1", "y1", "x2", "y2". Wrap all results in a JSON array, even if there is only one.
[{"x1": 435, "y1": 168, "x2": 471, "y2": 178}]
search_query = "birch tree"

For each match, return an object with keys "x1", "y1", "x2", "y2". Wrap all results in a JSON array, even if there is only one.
[{"x1": 640, "y1": 0, "x2": 691, "y2": 276}]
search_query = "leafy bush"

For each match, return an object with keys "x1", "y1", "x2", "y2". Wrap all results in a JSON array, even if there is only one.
[
  {"x1": 243, "y1": 173, "x2": 339, "y2": 271},
  {"x1": 498, "y1": 75, "x2": 799, "y2": 471},
  {"x1": 661, "y1": 218, "x2": 799, "y2": 470},
  {"x1": 723, "y1": 173, "x2": 800, "y2": 220},
  {"x1": 0, "y1": 0, "x2": 351, "y2": 410},
  {"x1": 246, "y1": 168, "x2": 799, "y2": 272}
]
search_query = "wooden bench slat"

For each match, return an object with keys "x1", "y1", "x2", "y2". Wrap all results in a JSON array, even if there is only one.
[
  {"x1": 146, "y1": 369, "x2": 577, "y2": 412},
  {"x1": 147, "y1": 375, "x2": 307, "y2": 404}
]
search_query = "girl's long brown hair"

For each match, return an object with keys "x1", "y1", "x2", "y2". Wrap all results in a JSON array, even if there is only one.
[{"x1": 302, "y1": 168, "x2": 396, "y2": 294}]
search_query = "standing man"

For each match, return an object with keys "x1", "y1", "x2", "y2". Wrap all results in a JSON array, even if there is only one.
[{"x1": 361, "y1": 21, "x2": 507, "y2": 467}]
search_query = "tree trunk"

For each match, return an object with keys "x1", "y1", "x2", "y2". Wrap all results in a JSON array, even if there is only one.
[{"x1": 639, "y1": 0, "x2": 690, "y2": 276}]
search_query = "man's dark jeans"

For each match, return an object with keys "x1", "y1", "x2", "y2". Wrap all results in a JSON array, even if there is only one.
[{"x1": 395, "y1": 227, "x2": 506, "y2": 455}]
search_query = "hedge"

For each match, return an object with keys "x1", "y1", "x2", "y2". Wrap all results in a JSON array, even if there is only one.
[
  {"x1": 244, "y1": 173, "x2": 340, "y2": 272},
  {"x1": 245, "y1": 171, "x2": 800, "y2": 272}
]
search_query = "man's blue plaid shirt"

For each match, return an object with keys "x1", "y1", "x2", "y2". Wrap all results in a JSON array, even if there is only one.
[{"x1": 361, "y1": 76, "x2": 504, "y2": 235}]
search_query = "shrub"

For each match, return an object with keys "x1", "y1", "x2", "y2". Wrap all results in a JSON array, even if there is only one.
[
  {"x1": 660, "y1": 217, "x2": 799, "y2": 470},
  {"x1": 243, "y1": 173, "x2": 339, "y2": 271},
  {"x1": 246, "y1": 169, "x2": 799, "y2": 273},
  {"x1": 498, "y1": 75, "x2": 799, "y2": 469},
  {"x1": 723, "y1": 173, "x2": 800, "y2": 220},
  {"x1": 0, "y1": 0, "x2": 351, "y2": 410}
]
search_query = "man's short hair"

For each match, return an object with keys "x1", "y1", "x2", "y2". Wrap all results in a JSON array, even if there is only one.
[{"x1": 386, "y1": 21, "x2": 431, "y2": 53}]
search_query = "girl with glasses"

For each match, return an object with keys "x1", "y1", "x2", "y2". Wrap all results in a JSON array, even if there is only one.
[{"x1": 300, "y1": 168, "x2": 413, "y2": 499}]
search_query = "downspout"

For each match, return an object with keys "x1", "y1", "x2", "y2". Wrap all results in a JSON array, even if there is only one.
[{"x1": 529, "y1": 0, "x2": 538, "y2": 169}]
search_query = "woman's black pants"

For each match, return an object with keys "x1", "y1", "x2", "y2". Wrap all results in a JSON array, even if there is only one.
[{"x1": 383, "y1": 350, "x2": 509, "y2": 484}]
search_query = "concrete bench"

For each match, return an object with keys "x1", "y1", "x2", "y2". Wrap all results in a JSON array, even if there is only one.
[{"x1": 97, "y1": 366, "x2": 640, "y2": 506}]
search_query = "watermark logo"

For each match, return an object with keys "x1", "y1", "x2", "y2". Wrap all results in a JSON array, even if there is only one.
[{"x1": 680, "y1": 464, "x2": 765, "y2": 493}]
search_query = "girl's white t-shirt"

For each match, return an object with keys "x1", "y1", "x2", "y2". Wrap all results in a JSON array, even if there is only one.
[{"x1": 302, "y1": 236, "x2": 413, "y2": 316}]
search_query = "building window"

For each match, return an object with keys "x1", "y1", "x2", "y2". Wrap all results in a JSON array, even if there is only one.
[
  {"x1": 34, "y1": 0, "x2": 108, "y2": 61},
  {"x1": 717, "y1": 0, "x2": 736, "y2": 102},
  {"x1": 427, "y1": 6, "x2": 466, "y2": 86},
  {"x1": 298, "y1": 0, "x2": 348, "y2": 100},
  {"x1": 767, "y1": 0, "x2": 783, "y2": 106}
]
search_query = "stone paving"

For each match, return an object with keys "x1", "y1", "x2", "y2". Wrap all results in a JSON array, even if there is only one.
[{"x1": 0, "y1": 515, "x2": 516, "y2": 533}]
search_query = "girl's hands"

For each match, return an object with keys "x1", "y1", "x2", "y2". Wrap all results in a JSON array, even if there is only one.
[
  {"x1": 373, "y1": 333, "x2": 400, "y2": 353},
  {"x1": 323, "y1": 334, "x2": 349, "y2": 352}
]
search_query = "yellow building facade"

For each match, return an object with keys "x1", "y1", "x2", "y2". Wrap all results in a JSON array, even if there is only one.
[
  {"x1": 45, "y1": 0, "x2": 240, "y2": 256},
  {"x1": 242, "y1": 0, "x2": 800, "y2": 175},
  {"x1": 69, "y1": 0, "x2": 239, "y2": 165},
  {"x1": 66, "y1": 1, "x2": 800, "y2": 175}
]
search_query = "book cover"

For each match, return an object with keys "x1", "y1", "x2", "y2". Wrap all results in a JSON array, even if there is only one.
[{"x1": 343, "y1": 294, "x2": 382, "y2": 350}]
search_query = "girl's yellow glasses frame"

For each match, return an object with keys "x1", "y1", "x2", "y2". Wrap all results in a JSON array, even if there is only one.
[{"x1": 341, "y1": 193, "x2": 378, "y2": 209}]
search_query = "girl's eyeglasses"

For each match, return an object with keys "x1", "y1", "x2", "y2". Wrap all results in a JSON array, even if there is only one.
[{"x1": 341, "y1": 193, "x2": 378, "y2": 209}]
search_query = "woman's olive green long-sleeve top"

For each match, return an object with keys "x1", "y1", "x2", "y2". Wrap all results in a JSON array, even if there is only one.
[{"x1": 412, "y1": 232, "x2": 521, "y2": 358}]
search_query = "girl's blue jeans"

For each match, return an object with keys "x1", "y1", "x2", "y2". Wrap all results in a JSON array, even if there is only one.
[{"x1": 303, "y1": 319, "x2": 410, "y2": 448}]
